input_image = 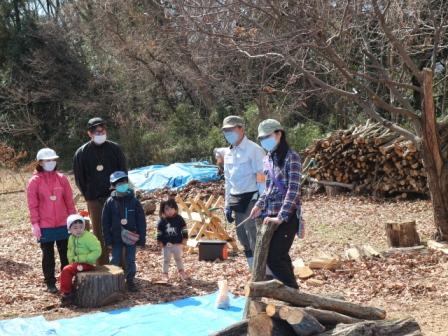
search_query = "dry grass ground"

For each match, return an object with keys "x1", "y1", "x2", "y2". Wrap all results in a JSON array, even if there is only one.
[{"x1": 0, "y1": 171, "x2": 447, "y2": 335}]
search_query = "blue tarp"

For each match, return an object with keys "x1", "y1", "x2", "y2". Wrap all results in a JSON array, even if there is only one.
[
  {"x1": 128, "y1": 162, "x2": 220, "y2": 192},
  {"x1": 0, "y1": 293, "x2": 245, "y2": 336}
]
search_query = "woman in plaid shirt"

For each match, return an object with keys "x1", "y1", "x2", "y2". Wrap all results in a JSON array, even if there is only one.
[{"x1": 250, "y1": 119, "x2": 301, "y2": 289}]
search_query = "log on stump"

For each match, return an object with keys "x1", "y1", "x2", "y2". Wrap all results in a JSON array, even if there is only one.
[
  {"x1": 385, "y1": 221, "x2": 421, "y2": 247},
  {"x1": 279, "y1": 306, "x2": 325, "y2": 336},
  {"x1": 246, "y1": 280, "x2": 386, "y2": 320},
  {"x1": 74, "y1": 265, "x2": 125, "y2": 308},
  {"x1": 248, "y1": 313, "x2": 296, "y2": 336},
  {"x1": 209, "y1": 319, "x2": 248, "y2": 336},
  {"x1": 317, "y1": 318, "x2": 422, "y2": 336}
]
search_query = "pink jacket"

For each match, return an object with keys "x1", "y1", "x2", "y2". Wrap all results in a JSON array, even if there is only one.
[{"x1": 27, "y1": 171, "x2": 77, "y2": 229}]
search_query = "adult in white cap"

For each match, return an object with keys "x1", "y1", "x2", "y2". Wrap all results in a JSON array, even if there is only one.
[
  {"x1": 221, "y1": 115, "x2": 266, "y2": 269},
  {"x1": 250, "y1": 119, "x2": 302, "y2": 289},
  {"x1": 73, "y1": 117, "x2": 127, "y2": 265},
  {"x1": 26, "y1": 148, "x2": 77, "y2": 293}
]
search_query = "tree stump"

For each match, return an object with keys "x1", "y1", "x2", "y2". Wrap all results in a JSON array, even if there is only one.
[
  {"x1": 74, "y1": 265, "x2": 125, "y2": 308},
  {"x1": 385, "y1": 221, "x2": 421, "y2": 247}
]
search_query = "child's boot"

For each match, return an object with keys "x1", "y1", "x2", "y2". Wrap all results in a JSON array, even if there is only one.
[
  {"x1": 126, "y1": 279, "x2": 138, "y2": 292},
  {"x1": 60, "y1": 293, "x2": 74, "y2": 306}
]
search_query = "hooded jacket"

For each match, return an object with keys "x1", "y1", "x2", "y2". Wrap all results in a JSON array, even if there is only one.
[
  {"x1": 67, "y1": 230, "x2": 102, "y2": 265},
  {"x1": 101, "y1": 190, "x2": 146, "y2": 246},
  {"x1": 27, "y1": 171, "x2": 77, "y2": 229}
]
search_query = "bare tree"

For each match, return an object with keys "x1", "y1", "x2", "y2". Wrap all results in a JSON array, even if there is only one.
[{"x1": 176, "y1": 0, "x2": 448, "y2": 239}]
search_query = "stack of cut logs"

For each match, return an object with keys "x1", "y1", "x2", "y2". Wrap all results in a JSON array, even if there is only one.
[
  {"x1": 303, "y1": 120, "x2": 428, "y2": 196},
  {"x1": 212, "y1": 279, "x2": 422, "y2": 336}
]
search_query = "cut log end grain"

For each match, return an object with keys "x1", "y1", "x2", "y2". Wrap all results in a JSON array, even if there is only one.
[
  {"x1": 278, "y1": 306, "x2": 325, "y2": 336},
  {"x1": 247, "y1": 313, "x2": 296, "y2": 336},
  {"x1": 294, "y1": 265, "x2": 314, "y2": 279}
]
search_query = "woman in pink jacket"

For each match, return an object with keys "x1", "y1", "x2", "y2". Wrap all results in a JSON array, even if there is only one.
[{"x1": 27, "y1": 148, "x2": 77, "y2": 293}]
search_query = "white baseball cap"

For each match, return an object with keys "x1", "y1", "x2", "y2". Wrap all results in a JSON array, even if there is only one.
[
  {"x1": 67, "y1": 214, "x2": 85, "y2": 230},
  {"x1": 36, "y1": 148, "x2": 59, "y2": 161}
]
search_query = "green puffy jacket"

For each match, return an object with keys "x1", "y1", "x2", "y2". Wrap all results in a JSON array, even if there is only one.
[{"x1": 67, "y1": 231, "x2": 102, "y2": 265}]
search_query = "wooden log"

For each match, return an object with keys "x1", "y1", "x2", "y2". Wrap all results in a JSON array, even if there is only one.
[
  {"x1": 278, "y1": 306, "x2": 325, "y2": 336},
  {"x1": 385, "y1": 221, "x2": 421, "y2": 247},
  {"x1": 267, "y1": 302, "x2": 360, "y2": 327},
  {"x1": 427, "y1": 239, "x2": 448, "y2": 254},
  {"x1": 317, "y1": 318, "x2": 422, "y2": 336},
  {"x1": 310, "y1": 179, "x2": 354, "y2": 190},
  {"x1": 247, "y1": 313, "x2": 296, "y2": 336},
  {"x1": 74, "y1": 265, "x2": 125, "y2": 308},
  {"x1": 243, "y1": 219, "x2": 277, "y2": 318},
  {"x1": 209, "y1": 319, "x2": 249, "y2": 336},
  {"x1": 246, "y1": 280, "x2": 386, "y2": 320},
  {"x1": 308, "y1": 257, "x2": 341, "y2": 271},
  {"x1": 303, "y1": 307, "x2": 361, "y2": 326}
]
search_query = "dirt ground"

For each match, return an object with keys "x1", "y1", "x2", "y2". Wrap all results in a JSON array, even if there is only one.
[{"x1": 0, "y1": 180, "x2": 447, "y2": 335}]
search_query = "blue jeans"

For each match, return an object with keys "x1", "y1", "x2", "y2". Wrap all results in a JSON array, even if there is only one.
[{"x1": 111, "y1": 243, "x2": 136, "y2": 282}]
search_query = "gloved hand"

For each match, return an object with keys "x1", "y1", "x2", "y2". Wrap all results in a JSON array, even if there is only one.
[
  {"x1": 31, "y1": 224, "x2": 41, "y2": 240},
  {"x1": 77, "y1": 264, "x2": 84, "y2": 272},
  {"x1": 225, "y1": 207, "x2": 234, "y2": 223}
]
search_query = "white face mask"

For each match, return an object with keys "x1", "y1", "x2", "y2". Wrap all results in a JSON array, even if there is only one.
[
  {"x1": 42, "y1": 161, "x2": 57, "y2": 172},
  {"x1": 93, "y1": 134, "x2": 107, "y2": 145}
]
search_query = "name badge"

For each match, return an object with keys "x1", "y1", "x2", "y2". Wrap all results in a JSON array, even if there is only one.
[{"x1": 49, "y1": 195, "x2": 57, "y2": 201}]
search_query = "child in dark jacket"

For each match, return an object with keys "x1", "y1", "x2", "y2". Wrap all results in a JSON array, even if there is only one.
[
  {"x1": 102, "y1": 171, "x2": 146, "y2": 292},
  {"x1": 156, "y1": 199, "x2": 188, "y2": 281}
]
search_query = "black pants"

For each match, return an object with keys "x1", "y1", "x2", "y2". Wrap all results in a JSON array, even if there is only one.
[
  {"x1": 40, "y1": 239, "x2": 68, "y2": 286},
  {"x1": 267, "y1": 214, "x2": 299, "y2": 289}
]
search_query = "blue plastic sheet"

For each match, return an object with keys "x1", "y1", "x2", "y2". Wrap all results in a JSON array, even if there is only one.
[
  {"x1": 128, "y1": 162, "x2": 220, "y2": 192},
  {"x1": 0, "y1": 293, "x2": 245, "y2": 336}
]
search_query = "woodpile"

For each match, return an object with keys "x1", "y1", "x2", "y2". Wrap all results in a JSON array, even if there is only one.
[
  {"x1": 213, "y1": 280, "x2": 422, "y2": 336},
  {"x1": 136, "y1": 180, "x2": 225, "y2": 205},
  {"x1": 303, "y1": 120, "x2": 428, "y2": 197}
]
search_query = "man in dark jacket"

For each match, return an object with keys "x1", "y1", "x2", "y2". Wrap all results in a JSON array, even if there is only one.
[
  {"x1": 102, "y1": 171, "x2": 146, "y2": 291},
  {"x1": 73, "y1": 117, "x2": 127, "y2": 265}
]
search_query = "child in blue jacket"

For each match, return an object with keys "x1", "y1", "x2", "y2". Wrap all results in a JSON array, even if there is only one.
[{"x1": 102, "y1": 171, "x2": 146, "y2": 292}]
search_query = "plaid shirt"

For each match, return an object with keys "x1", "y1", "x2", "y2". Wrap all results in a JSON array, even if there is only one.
[{"x1": 255, "y1": 149, "x2": 301, "y2": 222}]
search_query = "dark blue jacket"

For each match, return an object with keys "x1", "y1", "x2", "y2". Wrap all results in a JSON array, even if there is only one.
[{"x1": 102, "y1": 190, "x2": 146, "y2": 246}]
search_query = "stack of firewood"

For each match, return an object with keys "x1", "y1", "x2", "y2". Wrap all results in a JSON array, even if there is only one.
[
  {"x1": 211, "y1": 279, "x2": 422, "y2": 336},
  {"x1": 302, "y1": 120, "x2": 428, "y2": 196}
]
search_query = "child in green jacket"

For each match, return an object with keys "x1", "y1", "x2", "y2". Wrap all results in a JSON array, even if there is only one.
[{"x1": 60, "y1": 214, "x2": 101, "y2": 304}]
